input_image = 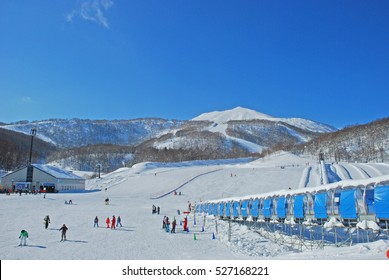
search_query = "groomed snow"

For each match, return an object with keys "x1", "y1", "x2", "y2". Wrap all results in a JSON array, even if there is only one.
[{"x1": 1, "y1": 152, "x2": 389, "y2": 262}]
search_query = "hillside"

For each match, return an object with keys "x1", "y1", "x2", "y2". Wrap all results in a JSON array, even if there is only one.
[
  {"x1": 0, "y1": 107, "x2": 337, "y2": 171},
  {"x1": 290, "y1": 117, "x2": 389, "y2": 163},
  {"x1": 0, "y1": 127, "x2": 56, "y2": 171},
  {"x1": 1, "y1": 118, "x2": 184, "y2": 148},
  {"x1": 3, "y1": 108, "x2": 389, "y2": 173}
]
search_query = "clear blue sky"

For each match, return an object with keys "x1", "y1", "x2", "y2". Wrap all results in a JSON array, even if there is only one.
[{"x1": 1, "y1": 0, "x2": 388, "y2": 128}]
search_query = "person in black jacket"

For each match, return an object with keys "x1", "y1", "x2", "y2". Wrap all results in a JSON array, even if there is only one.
[
  {"x1": 59, "y1": 224, "x2": 68, "y2": 241},
  {"x1": 44, "y1": 215, "x2": 50, "y2": 229}
]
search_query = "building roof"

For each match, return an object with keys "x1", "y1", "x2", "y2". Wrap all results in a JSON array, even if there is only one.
[{"x1": 32, "y1": 164, "x2": 83, "y2": 180}]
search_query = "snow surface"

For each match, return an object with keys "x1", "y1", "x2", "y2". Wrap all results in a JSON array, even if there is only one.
[
  {"x1": 1, "y1": 152, "x2": 389, "y2": 263},
  {"x1": 192, "y1": 106, "x2": 336, "y2": 133},
  {"x1": 192, "y1": 106, "x2": 273, "y2": 123}
]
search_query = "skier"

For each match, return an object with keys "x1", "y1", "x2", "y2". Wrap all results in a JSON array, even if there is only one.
[
  {"x1": 157, "y1": 206, "x2": 160, "y2": 214},
  {"x1": 44, "y1": 215, "x2": 50, "y2": 229},
  {"x1": 165, "y1": 217, "x2": 170, "y2": 232},
  {"x1": 152, "y1": 205, "x2": 156, "y2": 214},
  {"x1": 94, "y1": 216, "x2": 99, "y2": 227},
  {"x1": 162, "y1": 216, "x2": 166, "y2": 229},
  {"x1": 19, "y1": 230, "x2": 29, "y2": 246},
  {"x1": 171, "y1": 218, "x2": 176, "y2": 233},
  {"x1": 116, "y1": 215, "x2": 122, "y2": 227},
  {"x1": 183, "y1": 216, "x2": 188, "y2": 232},
  {"x1": 59, "y1": 224, "x2": 68, "y2": 241},
  {"x1": 106, "y1": 217, "x2": 110, "y2": 228},
  {"x1": 105, "y1": 198, "x2": 109, "y2": 205},
  {"x1": 111, "y1": 215, "x2": 116, "y2": 230}
]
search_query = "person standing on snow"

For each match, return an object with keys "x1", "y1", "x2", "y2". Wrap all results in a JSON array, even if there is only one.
[
  {"x1": 183, "y1": 216, "x2": 188, "y2": 232},
  {"x1": 59, "y1": 224, "x2": 68, "y2": 241},
  {"x1": 44, "y1": 215, "x2": 50, "y2": 229},
  {"x1": 111, "y1": 215, "x2": 116, "y2": 230},
  {"x1": 106, "y1": 217, "x2": 110, "y2": 228},
  {"x1": 19, "y1": 230, "x2": 29, "y2": 246},
  {"x1": 94, "y1": 216, "x2": 99, "y2": 227},
  {"x1": 116, "y1": 215, "x2": 122, "y2": 227},
  {"x1": 165, "y1": 217, "x2": 170, "y2": 232},
  {"x1": 171, "y1": 218, "x2": 176, "y2": 233},
  {"x1": 162, "y1": 216, "x2": 167, "y2": 229}
]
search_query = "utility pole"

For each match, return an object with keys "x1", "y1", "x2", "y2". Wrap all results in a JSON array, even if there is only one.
[
  {"x1": 96, "y1": 164, "x2": 101, "y2": 178},
  {"x1": 26, "y1": 128, "x2": 37, "y2": 184}
]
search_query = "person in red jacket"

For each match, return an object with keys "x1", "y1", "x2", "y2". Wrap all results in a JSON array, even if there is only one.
[
  {"x1": 183, "y1": 216, "x2": 188, "y2": 232},
  {"x1": 111, "y1": 215, "x2": 116, "y2": 230},
  {"x1": 106, "y1": 217, "x2": 110, "y2": 228}
]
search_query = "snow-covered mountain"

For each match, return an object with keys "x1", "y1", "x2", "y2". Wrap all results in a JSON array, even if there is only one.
[
  {"x1": 144, "y1": 107, "x2": 336, "y2": 155},
  {"x1": 2, "y1": 118, "x2": 184, "y2": 148},
  {"x1": 193, "y1": 106, "x2": 274, "y2": 123},
  {"x1": 192, "y1": 106, "x2": 335, "y2": 134},
  {"x1": 0, "y1": 107, "x2": 338, "y2": 171}
]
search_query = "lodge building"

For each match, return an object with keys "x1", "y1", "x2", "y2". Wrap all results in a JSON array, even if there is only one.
[{"x1": 0, "y1": 164, "x2": 85, "y2": 193}]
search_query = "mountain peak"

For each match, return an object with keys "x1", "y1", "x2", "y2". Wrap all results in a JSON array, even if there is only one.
[{"x1": 192, "y1": 107, "x2": 273, "y2": 123}]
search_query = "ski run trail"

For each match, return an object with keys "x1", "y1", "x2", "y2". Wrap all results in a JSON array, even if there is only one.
[{"x1": 2, "y1": 152, "x2": 389, "y2": 280}]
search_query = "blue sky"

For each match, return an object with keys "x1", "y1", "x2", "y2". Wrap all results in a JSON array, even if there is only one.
[{"x1": 0, "y1": 0, "x2": 388, "y2": 128}]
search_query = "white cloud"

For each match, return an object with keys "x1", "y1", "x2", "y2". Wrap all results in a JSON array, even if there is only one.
[{"x1": 67, "y1": 0, "x2": 114, "y2": 29}]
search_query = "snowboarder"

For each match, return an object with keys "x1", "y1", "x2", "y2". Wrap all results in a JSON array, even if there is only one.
[
  {"x1": 111, "y1": 215, "x2": 116, "y2": 230},
  {"x1": 171, "y1": 218, "x2": 176, "y2": 233},
  {"x1": 116, "y1": 215, "x2": 122, "y2": 227},
  {"x1": 94, "y1": 216, "x2": 99, "y2": 227},
  {"x1": 106, "y1": 217, "x2": 110, "y2": 228},
  {"x1": 44, "y1": 215, "x2": 50, "y2": 229},
  {"x1": 59, "y1": 224, "x2": 68, "y2": 241},
  {"x1": 19, "y1": 230, "x2": 29, "y2": 246}
]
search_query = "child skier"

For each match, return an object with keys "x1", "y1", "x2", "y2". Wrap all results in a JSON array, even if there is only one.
[{"x1": 19, "y1": 230, "x2": 29, "y2": 246}]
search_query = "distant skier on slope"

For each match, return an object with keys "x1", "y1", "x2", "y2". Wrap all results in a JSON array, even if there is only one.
[
  {"x1": 59, "y1": 224, "x2": 68, "y2": 242},
  {"x1": 111, "y1": 215, "x2": 116, "y2": 230},
  {"x1": 44, "y1": 215, "x2": 50, "y2": 229},
  {"x1": 106, "y1": 217, "x2": 110, "y2": 228},
  {"x1": 94, "y1": 216, "x2": 99, "y2": 228},
  {"x1": 116, "y1": 215, "x2": 122, "y2": 227},
  {"x1": 171, "y1": 218, "x2": 176, "y2": 233},
  {"x1": 183, "y1": 216, "x2": 188, "y2": 232},
  {"x1": 19, "y1": 230, "x2": 29, "y2": 246},
  {"x1": 165, "y1": 217, "x2": 170, "y2": 232}
]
